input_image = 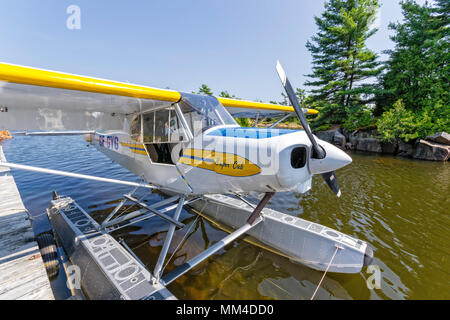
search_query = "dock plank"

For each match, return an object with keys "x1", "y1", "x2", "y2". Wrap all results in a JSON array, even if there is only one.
[
  {"x1": 0, "y1": 214, "x2": 31, "y2": 237},
  {"x1": 0, "y1": 229, "x2": 35, "y2": 258},
  {"x1": 0, "y1": 145, "x2": 54, "y2": 300}
]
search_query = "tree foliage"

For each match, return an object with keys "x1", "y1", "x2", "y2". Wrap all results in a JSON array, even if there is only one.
[
  {"x1": 218, "y1": 90, "x2": 237, "y2": 99},
  {"x1": 305, "y1": 0, "x2": 381, "y2": 125},
  {"x1": 375, "y1": 0, "x2": 450, "y2": 141},
  {"x1": 377, "y1": 99, "x2": 450, "y2": 142},
  {"x1": 197, "y1": 84, "x2": 213, "y2": 96},
  {"x1": 377, "y1": 0, "x2": 449, "y2": 114}
]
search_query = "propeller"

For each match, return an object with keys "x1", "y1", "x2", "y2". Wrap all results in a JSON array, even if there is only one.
[{"x1": 275, "y1": 61, "x2": 341, "y2": 197}]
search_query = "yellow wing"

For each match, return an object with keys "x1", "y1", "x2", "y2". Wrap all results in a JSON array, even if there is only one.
[
  {"x1": 0, "y1": 62, "x2": 316, "y2": 131},
  {"x1": 218, "y1": 97, "x2": 318, "y2": 118}
]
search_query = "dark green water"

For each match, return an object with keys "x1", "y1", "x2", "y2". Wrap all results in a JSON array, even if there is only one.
[
  {"x1": 3, "y1": 137, "x2": 449, "y2": 299},
  {"x1": 121, "y1": 153, "x2": 450, "y2": 300}
]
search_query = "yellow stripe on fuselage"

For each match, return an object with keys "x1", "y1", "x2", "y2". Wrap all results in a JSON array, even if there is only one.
[
  {"x1": 180, "y1": 148, "x2": 261, "y2": 177},
  {"x1": 120, "y1": 142, "x2": 145, "y2": 148},
  {"x1": 130, "y1": 149, "x2": 148, "y2": 155},
  {"x1": 119, "y1": 142, "x2": 148, "y2": 155}
]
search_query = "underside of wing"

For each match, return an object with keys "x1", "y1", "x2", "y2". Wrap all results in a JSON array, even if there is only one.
[
  {"x1": 0, "y1": 62, "x2": 318, "y2": 131},
  {"x1": 0, "y1": 63, "x2": 179, "y2": 131},
  {"x1": 0, "y1": 81, "x2": 174, "y2": 131}
]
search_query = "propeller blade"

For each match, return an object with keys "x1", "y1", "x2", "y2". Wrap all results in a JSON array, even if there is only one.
[
  {"x1": 275, "y1": 61, "x2": 325, "y2": 159},
  {"x1": 321, "y1": 171, "x2": 341, "y2": 197},
  {"x1": 276, "y1": 61, "x2": 342, "y2": 197}
]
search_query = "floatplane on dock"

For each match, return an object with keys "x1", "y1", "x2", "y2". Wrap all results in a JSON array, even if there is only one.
[{"x1": 0, "y1": 61, "x2": 373, "y2": 299}]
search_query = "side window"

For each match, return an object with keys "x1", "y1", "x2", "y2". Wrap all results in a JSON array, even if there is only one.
[
  {"x1": 128, "y1": 114, "x2": 142, "y2": 142},
  {"x1": 178, "y1": 103, "x2": 204, "y2": 137},
  {"x1": 143, "y1": 107, "x2": 187, "y2": 143},
  {"x1": 154, "y1": 109, "x2": 170, "y2": 143},
  {"x1": 168, "y1": 109, "x2": 186, "y2": 142},
  {"x1": 143, "y1": 112, "x2": 155, "y2": 143}
]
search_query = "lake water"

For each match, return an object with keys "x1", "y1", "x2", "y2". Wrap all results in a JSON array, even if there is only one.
[{"x1": 1, "y1": 135, "x2": 449, "y2": 300}]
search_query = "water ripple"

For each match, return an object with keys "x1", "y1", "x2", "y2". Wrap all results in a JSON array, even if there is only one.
[{"x1": 1, "y1": 137, "x2": 448, "y2": 299}]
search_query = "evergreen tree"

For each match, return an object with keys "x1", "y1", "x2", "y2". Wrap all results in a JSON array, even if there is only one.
[
  {"x1": 377, "y1": 0, "x2": 449, "y2": 113},
  {"x1": 197, "y1": 84, "x2": 213, "y2": 96},
  {"x1": 269, "y1": 89, "x2": 306, "y2": 106},
  {"x1": 433, "y1": 0, "x2": 450, "y2": 34},
  {"x1": 305, "y1": 0, "x2": 381, "y2": 124},
  {"x1": 218, "y1": 90, "x2": 237, "y2": 99},
  {"x1": 375, "y1": 0, "x2": 449, "y2": 141}
]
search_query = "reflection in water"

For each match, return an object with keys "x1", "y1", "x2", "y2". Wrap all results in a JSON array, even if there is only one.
[{"x1": 2, "y1": 136, "x2": 449, "y2": 300}]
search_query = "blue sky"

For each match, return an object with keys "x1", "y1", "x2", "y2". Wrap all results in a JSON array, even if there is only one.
[{"x1": 0, "y1": 0, "x2": 428, "y2": 102}]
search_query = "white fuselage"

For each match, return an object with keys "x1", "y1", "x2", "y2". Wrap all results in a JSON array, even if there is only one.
[{"x1": 92, "y1": 125, "x2": 351, "y2": 196}]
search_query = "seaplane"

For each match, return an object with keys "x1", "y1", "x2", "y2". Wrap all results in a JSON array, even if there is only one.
[{"x1": 0, "y1": 61, "x2": 373, "y2": 300}]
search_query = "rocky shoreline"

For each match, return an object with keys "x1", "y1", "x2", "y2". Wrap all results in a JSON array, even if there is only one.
[{"x1": 314, "y1": 129, "x2": 450, "y2": 161}]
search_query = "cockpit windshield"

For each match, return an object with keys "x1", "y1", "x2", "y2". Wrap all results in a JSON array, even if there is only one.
[{"x1": 178, "y1": 92, "x2": 237, "y2": 137}]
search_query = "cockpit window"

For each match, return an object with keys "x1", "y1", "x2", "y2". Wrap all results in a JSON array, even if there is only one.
[
  {"x1": 178, "y1": 93, "x2": 237, "y2": 137},
  {"x1": 143, "y1": 106, "x2": 187, "y2": 143},
  {"x1": 127, "y1": 113, "x2": 141, "y2": 142}
]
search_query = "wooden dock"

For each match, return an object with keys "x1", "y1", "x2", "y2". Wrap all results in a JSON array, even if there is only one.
[{"x1": 0, "y1": 145, "x2": 54, "y2": 300}]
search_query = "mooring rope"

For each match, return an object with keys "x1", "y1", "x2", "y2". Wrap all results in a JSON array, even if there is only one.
[{"x1": 310, "y1": 245, "x2": 342, "y2": 300}]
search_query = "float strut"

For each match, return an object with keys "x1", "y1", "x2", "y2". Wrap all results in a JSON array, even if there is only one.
[
  {"x1": 246, "y1": 192, "x2": 275, "y2": 225},
  {"x1": 124, "y1": 195, "x2": 185, "y2": 228},
  {"x1": 153, "y1": 197, "x2": 185, "y2": 281},
  {"x1": 161, "y1": 192, "x2": 274, "y2": 285},
  {"x1": 161, "y1": 219, "x2": 262, "y2": 286}
]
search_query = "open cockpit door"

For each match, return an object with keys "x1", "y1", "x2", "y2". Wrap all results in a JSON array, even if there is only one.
[
  {"x1": 142, "y1": 105, "x2": 190, "y2": 165},
  {"x1": 140, "y1": 93, "x2": 238, "y2": 166}
]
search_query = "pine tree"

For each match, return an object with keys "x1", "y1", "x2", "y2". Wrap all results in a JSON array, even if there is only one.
[
  {"x1": 377, "y1": 0, "x2": 449, "y2": 113},
  {"x1": 305, "y1": 0, "x2": 381, "y2": 124},
  {"x1": 218, "y1": 90, "x2": 237, "y2": 99},
  {"x1": 375, "y1": 0, "x2": 449, "y2": 141},
  {"x1": 433, "y1": 0, "x2": 450, "y2": 33},
  {"x1": 197, "y1": 84, "x2": 213, "y2": 96}
]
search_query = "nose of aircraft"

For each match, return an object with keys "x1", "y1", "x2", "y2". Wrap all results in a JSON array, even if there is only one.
[{"x1": 309, "y1": 139, "x2": 352, "y2": 175}]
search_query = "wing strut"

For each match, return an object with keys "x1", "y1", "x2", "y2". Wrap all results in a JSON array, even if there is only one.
[{"x1": 0, "y1": 161, "x2": 153, "y2": 189}]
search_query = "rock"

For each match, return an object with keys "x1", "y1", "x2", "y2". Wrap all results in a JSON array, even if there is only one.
[
  {"x1": 313, "y1": 128, "x2": 449, "y2": 161},
  {"x1": 345, "y1": 142, "x2": 354, "y2": 150},
  {"x1": 412, "y1": 139, "x2": 450, "y2": 161},
  {"x1": 349, "y1": 134, "x2": 358, "y2": 147},
  {"x1": 333, "y1": 131, "x2": 346, "y2": 149},
  {"x1": 348, "y1": 129, "x2": 376, "y2": 143},
  {"x1": 314, "y1": 129, "x2": 337, "y2": 143},
  {"x1": 397, "y1": 141, "x2": 414, "y2": 157},
  {"x1": 381, "y1": 141, "x2": 397, "y2": 154},
  {"x1": 341, "y1": 129, "x2": 351, "y2": 140},
  {"x1": 353, "y1": 129, "x2": 377, "y2": 139},
  {"x1": 355, "y1": 138, "x2": 382, "y2": 153},
  {"x1": 426, "y1": 132, "x2": 450, "y2": 146},
  {"x1": 314, "y1": 128, "x2": 346, "y2": 149}
]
